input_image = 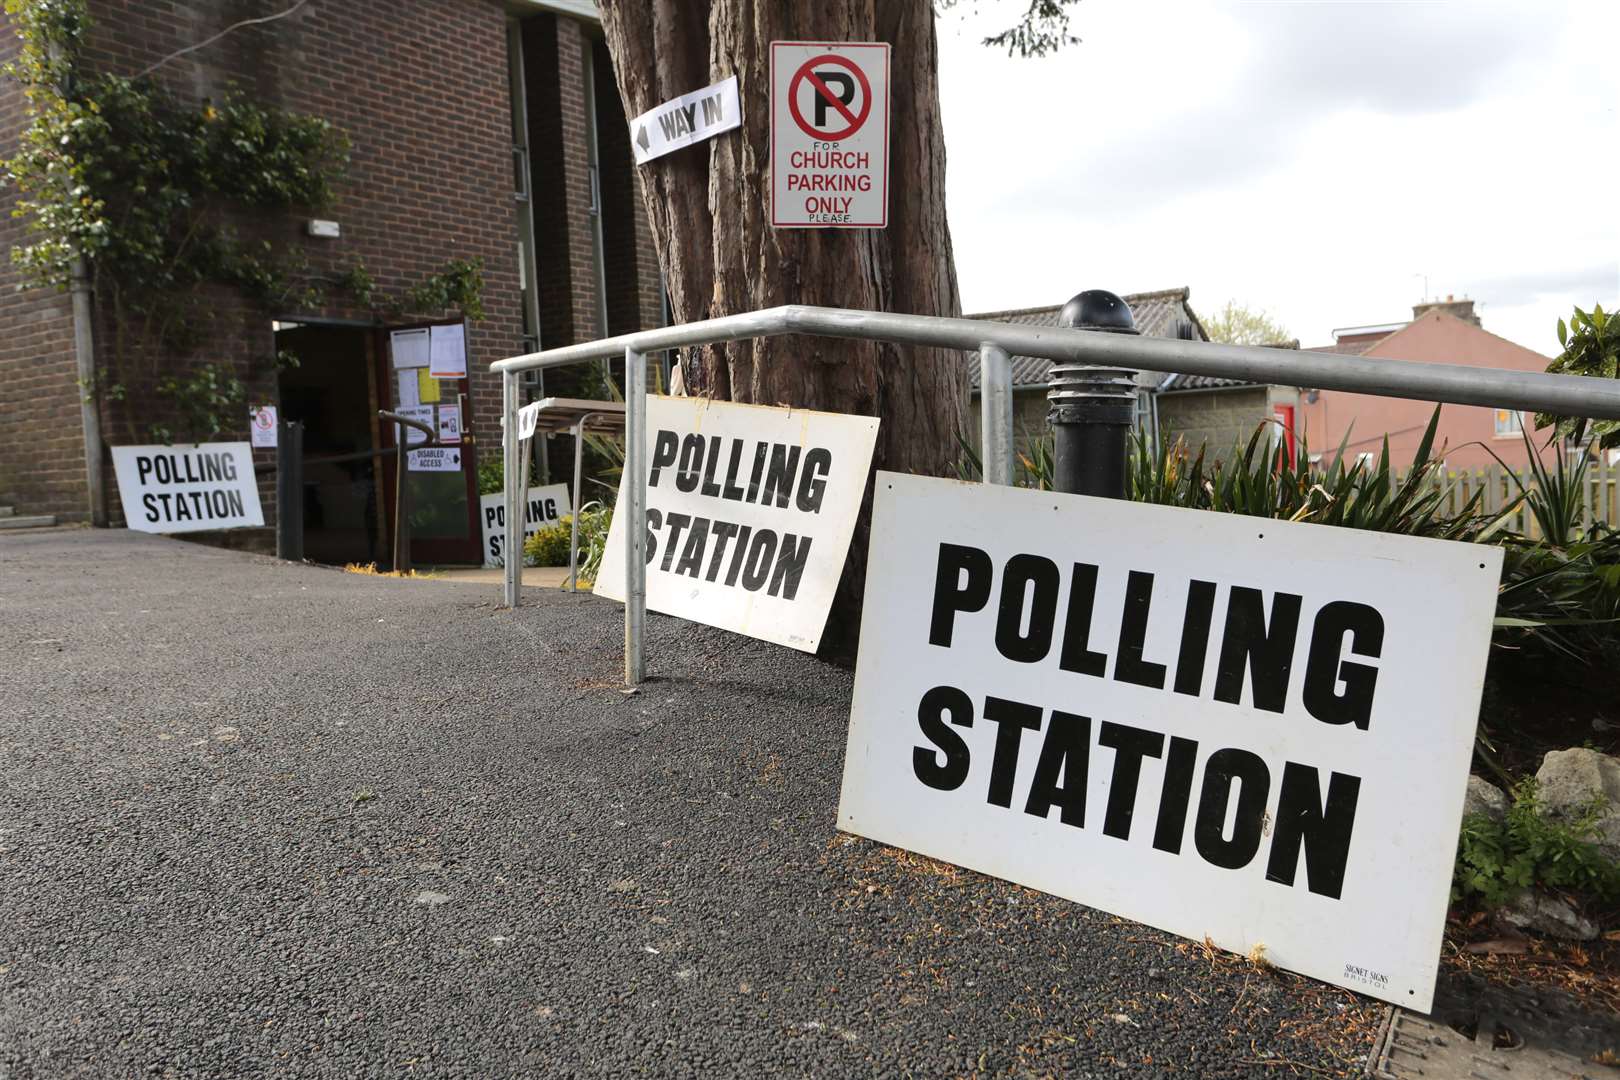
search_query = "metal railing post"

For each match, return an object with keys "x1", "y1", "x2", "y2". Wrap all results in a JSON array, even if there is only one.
[
  {"x1": 979, "y1": 344, "x2": 1014, "y2": 486},
  {"x1": 1049, "y1": 291, "x2": 1139, "y2": 499},
  {"x1": 624, "y1": 347, "x2": 647, "y2": 684},
  {"x1": 276, "y1": 420, "x2": 304, "y2": 561},
  {"x1": 567, "y1": 416, "x2": 587, "y2": 591},
  {"x1": 393, "y1": 431, "x2": 411, "y2": 574},
  {"x1": 502, "y1": 370, "x2": 521, "y2": 607}
]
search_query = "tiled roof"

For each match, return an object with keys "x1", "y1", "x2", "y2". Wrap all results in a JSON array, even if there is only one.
[{"x1": 965, "y1": 288, "x2": 1249, "y2": 391}]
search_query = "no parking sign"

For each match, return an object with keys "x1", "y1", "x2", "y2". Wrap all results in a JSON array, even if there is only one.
[{"x1": 770, "y1": 41, "x2": 889, "y2": 228}]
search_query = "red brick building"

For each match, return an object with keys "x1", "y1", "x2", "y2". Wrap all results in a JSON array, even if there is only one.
[
  {"x1": 0, "y1": 0, "x2": 663, "y2": 564},
  {"x1": 1301, "y1": 298, "x2": 1555, "y2": 469}
]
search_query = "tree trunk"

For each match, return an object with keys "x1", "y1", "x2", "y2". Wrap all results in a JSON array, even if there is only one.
[{"x1": 598, "y1": 0, "x2": 966, "y2": 652}]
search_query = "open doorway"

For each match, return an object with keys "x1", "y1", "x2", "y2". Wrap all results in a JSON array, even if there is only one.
[{"x1": 275, "y1": 321, "x2": 384, "y2": 566}]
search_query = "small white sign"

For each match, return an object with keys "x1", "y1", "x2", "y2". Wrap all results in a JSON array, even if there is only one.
[
  {"x1": 517, "y1": 401, "x2": 541, "y2": 442},
  {"x1": 770, "y1": 42, "x2": 889, "y2": 228},
  {"x1": 396, "y1": 405, "x2": 435, "y2": 447},
  {"x1": 111, "y1": 442, "x2": 265, "y2": 534},
  {"x1": 249, "y1": 405, "x2": 278, "y2": 449},
  {"x1": 838, "y1": 473, "x2": 1504, "y2": 1011},
  {"x1": 429, "y1": 322, "x2": 467, "y2": 380},
  {"x1": 479, "y1": 483, "x2": 573, "y2": 568},
  {"x1": 407, "y1": 446, "x2": 462, "y2": 472},
  {"x1": 596, "y1": 396, "x2": 880, "y2": 653},
  {"x1": 390, "y1": 327, "x2": 430, "y2": 369},
  {"x1": 437, "y1": 404, "x2": 462, "y2": 444},
  {"x1": 630, "y1": 75, "x2": 742, "y2": 165}
]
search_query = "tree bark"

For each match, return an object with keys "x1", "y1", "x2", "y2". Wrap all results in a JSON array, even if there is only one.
[{"x1": 598, "y1": 0, "x2": 966, "y2": 651}]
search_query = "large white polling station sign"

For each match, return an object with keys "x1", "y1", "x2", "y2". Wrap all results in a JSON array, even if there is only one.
[
  {"x1": 596, "y1": 396, "x2": 879, "y2": 653},
  {"x1": 111, "y1": 442, "x2": 264, "y2": 533},
  {"x1": 479, "y1": 483, "x2": 572, "y2": 568},
  {"x1": 838, "y1": 473, "x2": 1503, "y2": 1010}
]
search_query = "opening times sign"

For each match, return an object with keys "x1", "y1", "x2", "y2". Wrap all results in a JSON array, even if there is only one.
[
  {"x1": 770, "y1": 41, "x2": 889, "y2": 228},
  {"x1": 838, "y1": 473, "x2": 1502, "y2": 1010}
]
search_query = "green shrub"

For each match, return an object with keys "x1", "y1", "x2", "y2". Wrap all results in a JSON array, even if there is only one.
[
  {"x1": 477, "y1": 455, "x2": 503, "y2": 496},
  {"x1": 523, "y1": 518, "x2": 573, "y2": 567},
  {"x1": 521, "y1": 503, "x2": 613, "y2": 582},
  {"x1": 1453, "y1": 778, "x2": 1620, "y2": 907}
]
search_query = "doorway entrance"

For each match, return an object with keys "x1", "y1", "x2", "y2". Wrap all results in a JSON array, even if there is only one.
[
  {"x1": 274, "y1": 320, "x2": 484, "y2": 568},
  {"x1": 275, "y1": 322, "x2": 383, "y2": 566}
]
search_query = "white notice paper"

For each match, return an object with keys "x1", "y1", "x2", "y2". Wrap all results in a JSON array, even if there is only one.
[
  {"x1": 596, "y1": 395, "x2": 880, "y2": 653},
  {"x1": 437, "y1": 404, "x2": 462, "y2": 444},
  {"x1": 837, "y1": 473, "x2": 1504, "y2": 1011},
  {"x1": 391, "y1": 327, "x2": 430, "y2": 369},
  {"x1": 249, "y1": 405, "x2": 278, "y2": 449},
  {"x1": 396, "y1": 369, "x2": 420, "y2": 408},
  {"x1": 429, "y1": 323, "x2": 467, "y2": 379},
  {"x1": 397, "y1": 405, "x2": 434, "y2": 447}
]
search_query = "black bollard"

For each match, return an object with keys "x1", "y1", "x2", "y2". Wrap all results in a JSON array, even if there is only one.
[
  {"x1": 276, "y1": 420, "x2": 305, "y2": 561},
  {"x1": 1048, "y1": 290, "x2": 1139, "y2": 499}
]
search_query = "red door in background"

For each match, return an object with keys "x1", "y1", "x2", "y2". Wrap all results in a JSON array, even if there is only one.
[{"x1": 375, "y1": 320, "x2": 483, "y2": 566}]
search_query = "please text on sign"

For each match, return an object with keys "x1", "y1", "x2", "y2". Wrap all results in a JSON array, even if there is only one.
[{"x1": 837, "y1": 473, "x2": 1502, "y2": 1010}]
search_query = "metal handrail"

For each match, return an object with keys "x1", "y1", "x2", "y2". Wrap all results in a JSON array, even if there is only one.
[{"x1": 493, "y1": 304, "x2": 1620, "y2": 687}]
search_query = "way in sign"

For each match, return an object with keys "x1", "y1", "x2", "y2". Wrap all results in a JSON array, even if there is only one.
[
  {"x1": 630, "y1": 76, "x2": 741, "y2": 165},
  {"x1": 657, "y1": 92, "x2": 724, "y2": 140}
]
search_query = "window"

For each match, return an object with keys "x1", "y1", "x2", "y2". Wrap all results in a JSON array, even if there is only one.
[{"x1": 1493, "y1": 408, "x2": 1524, "y2": 438}]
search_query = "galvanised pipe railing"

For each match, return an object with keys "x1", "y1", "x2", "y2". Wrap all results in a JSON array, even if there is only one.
[{"x1": 493, "y1": 304, "x2": 1620, "y2": 686}]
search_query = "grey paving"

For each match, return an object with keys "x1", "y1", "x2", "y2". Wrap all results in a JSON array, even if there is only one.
[{"x1": 1, "y1": 529, "x2": 1384, "y2": 1078}]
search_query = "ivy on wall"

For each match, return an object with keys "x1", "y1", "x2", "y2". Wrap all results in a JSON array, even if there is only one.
[{"x1": 2, "y1": 0, "x2": 485, "y2": 442}]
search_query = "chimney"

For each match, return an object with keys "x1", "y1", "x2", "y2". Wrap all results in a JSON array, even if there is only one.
[{"x1": 1412, "y1": 294, "x2": 1481, "y2": 327}]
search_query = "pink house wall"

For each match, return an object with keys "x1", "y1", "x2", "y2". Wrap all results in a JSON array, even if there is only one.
[{"x1": 1297, "y1": 312, "x2": 1556, "y2": 469}]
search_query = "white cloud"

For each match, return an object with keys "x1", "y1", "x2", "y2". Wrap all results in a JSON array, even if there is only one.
[{"x1": 937, "y1": 0, "x2": 1620, "y2": 354}]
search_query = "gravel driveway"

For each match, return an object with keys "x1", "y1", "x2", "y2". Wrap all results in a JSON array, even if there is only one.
[{"x1": 2, "y1": 529, "x2": 1384, "y2": 1077}]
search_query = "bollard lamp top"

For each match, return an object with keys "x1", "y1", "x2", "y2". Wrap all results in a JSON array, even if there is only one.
[{"x1": 1058, "y1": 290, "x2": 1139, "y2": 335}]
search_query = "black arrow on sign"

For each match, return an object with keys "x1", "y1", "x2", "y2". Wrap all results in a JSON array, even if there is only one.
[{"x1": 636, "y1": 125, "x2": 650, "y2": 152}]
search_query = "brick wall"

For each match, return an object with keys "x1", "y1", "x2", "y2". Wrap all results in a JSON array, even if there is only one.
[
  {"x1": 0, "y1": 21, "x2": 88, "y2": 521},
  {"x1": 2, "y1": 3, "x2": 662, "y2": 536},
  {"x1": 523, "y1": 13, "x2": 599, "y2": 349}
]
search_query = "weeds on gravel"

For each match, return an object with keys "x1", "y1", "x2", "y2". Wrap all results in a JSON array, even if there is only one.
[{"x1": 341, "y1": 562, "x2": 441, "y2": 579}]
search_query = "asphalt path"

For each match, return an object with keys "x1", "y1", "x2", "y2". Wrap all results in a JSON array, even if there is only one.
[{"x1": 2, "y1": 529, "x2": 1384, "y2": 1077}]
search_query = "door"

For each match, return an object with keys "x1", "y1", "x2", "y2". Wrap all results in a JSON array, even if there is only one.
[
  {"x1": 376, "y1": 320, "x2": 483, "y2": 566},
  {"x1": 276, "y1": 323, "x2": 385, "y2": 566}
]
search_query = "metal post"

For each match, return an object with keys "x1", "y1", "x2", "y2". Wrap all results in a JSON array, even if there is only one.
[
  {"x1": 1048, "y1": 291, "x2": 1140, "y2": 499},
  {"x1": 517, "y1": 427, "x2": 532, "y2": 570},
  {"x1": 624, "y1": 347, "x2": 647, "y2": 685},
  {"x1": 979, "y1": 343, "x2": 1014, "y2": 486},
  {"x1": 276, "y1": 420, "x2": 304, "y2": 561},
  {"x1": 502, "y1": 370, "x2": 521, "y2": 607},
  {"x1": 567, "y1": 416, "x2": 586, "y2": 591},
  {"x1": 393, "y1": 431, "x2": 411, "y2": 574},
  {"x1": 70, "y1": 258, "x2": 106, "y2": 526}
]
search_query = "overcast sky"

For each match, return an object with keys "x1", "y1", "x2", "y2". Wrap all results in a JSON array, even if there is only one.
[{"x1": 935, "y1": 0, "x2": 1620, "y2": 354}]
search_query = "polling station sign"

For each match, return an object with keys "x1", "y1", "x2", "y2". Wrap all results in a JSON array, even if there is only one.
[
  {"x1": 111, "y1": 442, "x2": 264, "y2": 533},
  {"x1": 479, "y1": 483, "x2": 572, "y2": 568},
  {"x1": 596, "y1": 396, "x2": 879, "y2": 652},
  {"x1": 838, "y1": 473, "x2": 1503, "y2": 1010}
]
